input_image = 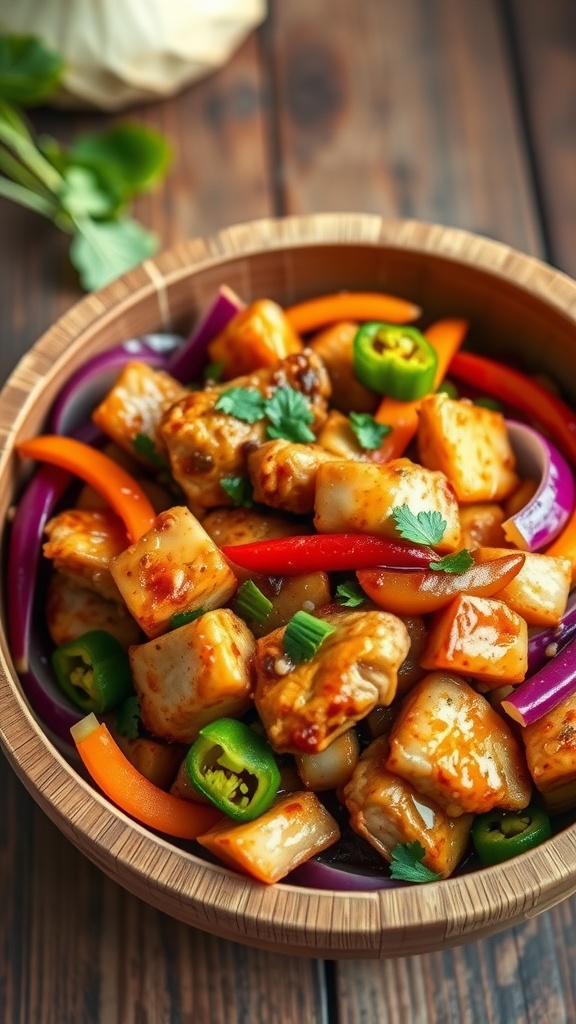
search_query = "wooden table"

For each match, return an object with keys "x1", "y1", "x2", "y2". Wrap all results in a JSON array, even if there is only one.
[{"x1": 1, "y1": 2, "x2": 575, "y2": 1020}]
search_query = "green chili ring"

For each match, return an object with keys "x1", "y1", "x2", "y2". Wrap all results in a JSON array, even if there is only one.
[
  {"x1": 471, "y1": 806, "x2": 553, "y2": 866},
  {"x1": 353, "y1": 321, "x2": 438, "y2": 401}
]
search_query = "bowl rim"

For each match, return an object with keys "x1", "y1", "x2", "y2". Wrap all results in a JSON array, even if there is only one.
[{"x1": 2, "y1": 212, "x2": 576, "y2": 959}]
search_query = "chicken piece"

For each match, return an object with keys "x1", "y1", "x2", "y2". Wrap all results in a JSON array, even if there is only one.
[
  {"x1": 309, "y1": 320, "x2": 379, "y2": 413},
  {"x1": 202, "y1": 506, "x2": 303, "y2": 548},
  {"x1": 316, "y1": 409, "x2": 371, "y2": 461},
  {"x1": 386, "y1": 673, "x2": 532, "y2": 816},
  {"x1": 522, "y1": 690, "x2": 576, "y2": 813},
  {"x1": 206, "y1": 298, "x2": 303, "y2": 378},
  {"x1": 417, "y1": 393, "x2": 519, "y2": 503},
  {"x1": 295, "y1": 728, "x2": 360, "y2": 792},
  {"x1": 112, "y1": 732, "x2": 185, "y2": 789},
  {"x1": 343, "y1": 736, "x2": 473, "y2": 878},
  {"x1": 158, "y1": 349, "x2": 331, "y2": 512},
  {"x1": 314, "y1": 458, "x2": 461, "y2": 552},
  {"x1": 110, "y1": 506, "x2": 238, "y2": 638},
  {"x1": 92, "y1": 360, "x2": 187, "y2": 464},
  {"x1": 395, "y1": 615, "x2": 428, "y2": 696},
  {"x1": 420, "y1": 594, "x2": 528, "y2": 685},
  {"x1": 46, "y1": 572, "x2": 141, "y2": 649},
  {"x1": 43, "y1": 508, "x2": 128, "y2": 602},
  {"x1": 248, "y1": 439, "x2": 339, "y2": 515},
  {"x1": 129, "y1": 608, "x2": 255, "y2": 743},
  {"x1": 459, "y1": 503, "x2": 507, "y2": 549},
  {"x1": 473, "y1": 547, "x2": 571, "y2": 627},
  {"x1": 254, "y1": 608, "x2": 410, "y2": 754}
]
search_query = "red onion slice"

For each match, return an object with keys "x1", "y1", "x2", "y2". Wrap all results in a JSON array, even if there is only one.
[
  {"x1": 504, "y1": 420, "x2": 575, "y2": 551},
  {"x1": 287, "y1": 858, "x2": 401, "y2": 891},
  {"x1": 502, "y1": 632, "x2": 576, "y2": 727},
  {"x1": 528, "y1": 590, "x2": 576, "y2": 675},
  {"x1": 49, "y1": 334, "x2": 182, "y2": 435},
  {"x1": 168, "y1": 285, "x2": 244, "y2": 382}
]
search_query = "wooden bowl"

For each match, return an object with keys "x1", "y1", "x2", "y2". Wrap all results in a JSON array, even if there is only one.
[{"x1": 2, "y1": 214, "x2": 576, "y2": 959}]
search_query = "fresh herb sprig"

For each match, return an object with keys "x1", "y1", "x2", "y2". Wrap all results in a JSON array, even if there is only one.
[
  {"x1": 0, "y1": 35, "x2": 171, "y2": 291},
  {"x1": 335, "y1": 580, "x2": 366, "y2": 607},
  {"x1": 214, "y1": 385, "x2": 316, "y2": 444},
  {"x1": 429, "y1": 550, "x2": 474, "y2": 574},
  {"x1": 392, "y1": 505, "x2": 447, "y2": 546},
  {"x1": 389, "y1": 841, "x2": 442, "y2": 883},
  {"x1": 349, "y1": 412, "x2": 391, "y2": 450}
]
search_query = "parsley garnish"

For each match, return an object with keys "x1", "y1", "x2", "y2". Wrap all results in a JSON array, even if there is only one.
[
  {"x1": 214, "y1": 387, "x2": 266, "y2": 423},
  {"x1": 132, "y1": 432, "x2": 167, "y2": 467},
  {"x1": 392, "y1": 505, "x2": 447, "y2": 546},
  {"x1": 349, "y1": 412, "x2": 392, "y2": 451},
  {"x1": 265, "y1": 387, "x2": 316, "y2": 444},
  {"x1": 220, "y1": 475, "x2": 254, "y2": 507},
  {"x1": 335, "y1": 580, "x2": 366, "y2": 607},
  {"x1": 429, "y1": 550, "x2": 474, "y2": 574},
  {"x1": 389, "y1": 841, "x2": 442, "y2": 883}
]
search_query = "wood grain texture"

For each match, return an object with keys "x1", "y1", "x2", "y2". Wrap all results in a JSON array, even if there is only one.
[
  {"x1": 263, "y1": 0, "x2": 543, "y2": 256},
  {"x1": 508, "y1": 0, "x2": 576, "y2": 277}
]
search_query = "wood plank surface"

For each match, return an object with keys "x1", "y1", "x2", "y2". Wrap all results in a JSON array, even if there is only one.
[
  {"x1": 1, "y1": 1, "x2": 576, "y2": 1021},
  {"x1": 508, "y1": 0, "x2": 576, "y2": 277}
]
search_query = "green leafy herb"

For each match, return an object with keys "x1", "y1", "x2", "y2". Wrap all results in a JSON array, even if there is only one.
[
  {"x1": 115, "y1": 694, "x2": 142, "y2": 740},
  {"x1": 220, "y1": 475, "x2": 254, "y2": 508},
  {"x1": 392, "y1": 505, "x2": 447, "y2": 546},
  {"x1": 335, "y1": 580, "x2": 366, "y2": 607},
  {"x1": 265, "y1": 387, "x2": 316, "y2": 444},
  {"x1": 389, "y1": 841, "x2": 442, "y2": 883},
  {"x1": 0, "y1": 36, "x2": 171, "y2": 291},
  {"x1": 429, "y1": 549, "x2": 474, "y2": 574},
  {"x1": 170, "y1": 608, "x2": 206, "y2": 630},
  {"x1": 283, "y1": 611, "x2": 336, "y2": 664},
  {"x1": 235, "y1": 580, "x2": 273, "y2": 626},
  {"x1": 132, "y1": 432, "x2": 167, "y2": 468},
  {"x1": 214, "y1": 387, "x2": 266, "y2": 424},
  {"x1": 349, "y1": 412, "x2": 391, "y2": 450},
  {"x1": 0, "y1": 35, "x2": 65, "y2": 106}
]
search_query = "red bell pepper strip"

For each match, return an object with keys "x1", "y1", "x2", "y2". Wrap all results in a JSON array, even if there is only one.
[
  {"x1": 221, "y1": 533, "x2": 440, "y2": 575},
  {"x1": 285, "y1": 291, "x2": 421, "y2": 334},
  {"x1": 449, "y1": 351, "x2": 576, "y2": 467},
  {"x1": 71, "y1": 714, "x2": 222, "y2": 839},
  {"x1": 17, "y1": 435, "x2": 157, "y2": 543}
]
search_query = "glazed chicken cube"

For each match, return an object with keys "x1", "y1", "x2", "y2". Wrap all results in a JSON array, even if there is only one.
[
  {"x1": 248, "y1": 439, "x2": 339, "y2": 515},
  {"x1": 417, "y1": 393, "x2": 519, "y2": 502},
  {"x1": 522, "y1": 690, "x2": 576, "y2": 813},
  {"x1": 386, "y1": 672, "x2": 532, "y2": 817},
  {"x1": 46, "y1": 572, "x2": 141, "y2": 649},
  {"x1": 158, "y1": 349, "x2": 331, "y2": 512},
  {"x1": 110, "y1": 506, "x2": 238, "y2": 638},
  {"x1": 206, "y1": 298, "x2": 303, "y2": 378},
  {"x1": 92, "y1": 360, "x2": 187, "y2": 465},
  {"x1": 314, "y1": 458, "x2": 461, "y2": 552},
  {"x1": 202, "y1": 506, "x2": 303, "y2": 547},
  {"x1": 309, "y1": 320, "x2": 379, "y2": 413},
  {"x1": 458, "y1": 503, "x2": 507, "y2": 549},
  {"x1": 129, "y1": 608, "x2": 255, "y2": 743},
  {"x1": 473, "y1": 547, "x2": 571, "y2": 628},
  {"x1": 343, "y1": 735, "x2": 473, "y2": 878},
  {"x1": 43, "y1": 508, "x2": 128, "y2": 602},
  {"x1": 254, "y1": 608, "x2": 410, "y2": 754}
]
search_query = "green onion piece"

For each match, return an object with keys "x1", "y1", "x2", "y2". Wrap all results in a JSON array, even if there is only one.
[
  {"x1": 235, "y1": 580, "x2": 273, "y2": 626},
  {"x1": 283, "y1": 610, "x2": 336, "y2": 664},
  {"x1": 170, "y1": 608, "x2": 206, "y2": 630}
]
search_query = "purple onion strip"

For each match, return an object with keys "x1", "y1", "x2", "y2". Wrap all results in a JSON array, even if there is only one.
[
  {"x1": 502, "y1": 632, "x2": 576, "y2": 727},
  {"x1": 504, "y1": 420, "x2": 575, "y2": 551},
  {"x1": 168, "y1": 285, "x2": 244, "y2": 383}
]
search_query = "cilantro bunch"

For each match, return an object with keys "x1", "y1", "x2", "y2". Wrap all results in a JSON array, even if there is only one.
[{"x1": 0, "y1": 35, "x2": 171, "y2": 290}]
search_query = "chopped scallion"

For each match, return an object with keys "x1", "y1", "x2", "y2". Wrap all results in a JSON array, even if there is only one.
[
  {"x1": 283, "y1": 610, "x2": 336, "y2": 664},
  {"x1": 235, "y1": 580, "x2": 273, "y2": 626}
]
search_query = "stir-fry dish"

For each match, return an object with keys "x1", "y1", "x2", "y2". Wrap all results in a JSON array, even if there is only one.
[{"x1": 10, "y1": 285, "x2": 576, "y2": 888}]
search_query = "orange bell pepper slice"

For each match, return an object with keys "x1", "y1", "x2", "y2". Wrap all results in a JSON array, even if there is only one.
[
  {"x1": 71, "y1": 714, "x2": 221, "y2": 839},
  {"x1": 17, "y1": 435, "x2": 156, "y2": 543},
  {"x1": 546, "y1": 513, "x2": 576, "y2": 584},
  {"x1": 285, "y1": 291, "x2": 421, "y2": 335},
  {"x1": 373, "y1": 318, "x2": 469, "y2": 462}
]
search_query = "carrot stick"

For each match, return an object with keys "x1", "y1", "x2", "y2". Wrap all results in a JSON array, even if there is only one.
[
  {"x1": 17, "y1": 435, "x2": 156, "y2": 543},
  {"x1": 71, "y1": 715, "x2": 221, "y2": 839},
  {"x1": 373, "y1": 318, "x2": 469, "y2": 461},
  {"x1": 285, "y1": 291, "x2": 421, "y2": 335}
]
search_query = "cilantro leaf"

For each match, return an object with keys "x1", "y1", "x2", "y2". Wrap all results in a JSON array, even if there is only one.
[
  {"x1": 389, "y1": 841, "x2": 442, "y2": 883},
  {"x1": 220, "y1": 475, "x2": 254, "y2": 507},
  {"x1": 349, "y1": 412, "x2": 391, "y2": 450},
  {"x1": 69, "y1": 123, "x2": 172, "y2": 201},
  {"x1": 132, "y1": 432, "x2": 167, "y2": 468},
  {"x1": 429, "y1": 549, "x2": 474, "y2": 574},
  {"x1": 392, "y1": 505, "x2": 447, "y2": 546},
  {"x1": 203, "y1": 360, "x2": 225, "y2": 383},
  {"x1": 214, "y1": 387, "x2": 266, "y2": 424},
  {"x1": 0, "y1": 36, "x2": 65, "y2": 106},
  {"x1": 58, "y1": 165, "x2": 116, "y2": 219},
  {"x1": 335, "y1": 580, "x2": 366, "y2": 607},
  {"x1": 70, "y1": 216, "x2": 158, "y2": 291},
  {"x1": 264, "y1": 387, "x2": 316, "y2": 444}
]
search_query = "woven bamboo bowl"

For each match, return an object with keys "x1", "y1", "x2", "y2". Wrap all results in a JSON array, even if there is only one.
[{"x1": 2, "y1": 214, "x2": 576, "y2": 959}]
